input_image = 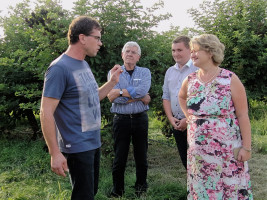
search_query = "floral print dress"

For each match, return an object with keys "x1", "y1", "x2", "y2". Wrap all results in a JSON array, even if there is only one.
[{"x1": 186, "y1": 68, "x2": 253, "y2": 200}]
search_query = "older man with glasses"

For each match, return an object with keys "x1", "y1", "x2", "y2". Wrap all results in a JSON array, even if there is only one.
[{"x1": 107, "y1": 41, "x2": 151, "y2": 198}]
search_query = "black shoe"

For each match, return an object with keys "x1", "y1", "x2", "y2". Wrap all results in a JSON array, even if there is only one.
[
  {"x1": 108, "y1": 191, "x2": 123, "y2": 198},
  {"x1": 134, "y1": 184, "x2": 148, "y2": 197},
  {"x1": 135, "y1": 190, "x2": 146, "y2": 198}
]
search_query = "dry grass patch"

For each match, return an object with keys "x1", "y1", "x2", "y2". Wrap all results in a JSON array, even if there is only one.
[{"x1": 248, "y1": 151, "x2": 267, "y2": 200}]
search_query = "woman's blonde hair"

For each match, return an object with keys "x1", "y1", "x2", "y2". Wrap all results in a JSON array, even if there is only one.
[{"x1": 190, "y1": 34, "x2": 225, "y2": 65}]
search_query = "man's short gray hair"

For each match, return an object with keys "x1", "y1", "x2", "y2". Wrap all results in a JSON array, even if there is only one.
[{"x1": 122, "y1": 41, "x2": 141, "y2": 55}]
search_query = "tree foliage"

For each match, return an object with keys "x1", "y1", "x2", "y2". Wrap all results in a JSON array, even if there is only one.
[
  {"x1": 0, "y1": 0, "x2": 177, "y2": 135},
  {"x1": 71, "y1": 0, "x2": 175, "y2": 125},
  {"x1": 0, "y1": 0, "x2": 72, "y2": 137},
  {"x1": 1, "y1": 0, "x2": 266, "y2": 138},
  {"x1": 188, "y1": 0, "x2": 267, "y2": 100}
]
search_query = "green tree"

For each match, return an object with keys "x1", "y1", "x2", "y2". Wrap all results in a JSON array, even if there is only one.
[
  {"x1": 188, "y1": 0, "x2": 267, "y2": 100},
  {"x1": 0, "y1": 0, "x2": 71, "y2": 138},
  {"x1": 72, "y1": 0, "x2": 175, "y2": 125},
  {"x1": 0, "y1": 0, "x2": 179, "y2": 136}
]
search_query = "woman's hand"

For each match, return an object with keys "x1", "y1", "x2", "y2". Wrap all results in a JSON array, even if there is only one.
[{"x1": 237, "y1": 147, "x2": 251, "y2": 162}]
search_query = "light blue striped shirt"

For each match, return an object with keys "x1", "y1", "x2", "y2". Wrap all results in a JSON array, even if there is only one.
[{"x1": 109, "y1": 65, "x2": 151, "y2": 114}]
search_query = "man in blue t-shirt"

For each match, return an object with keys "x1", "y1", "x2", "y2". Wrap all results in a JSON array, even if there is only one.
[{"x1": 40, "y1": 16, "x2": 122, "y2": 200}]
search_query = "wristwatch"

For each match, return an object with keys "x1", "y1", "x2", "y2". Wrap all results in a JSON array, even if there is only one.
[{"x1": 119, "y1": 89, "x2": 123, "y2": 96}]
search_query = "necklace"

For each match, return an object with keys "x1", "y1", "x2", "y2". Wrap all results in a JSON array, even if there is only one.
[{"x1": 198, "y1": 67, "x2": 219, "y2": 84}]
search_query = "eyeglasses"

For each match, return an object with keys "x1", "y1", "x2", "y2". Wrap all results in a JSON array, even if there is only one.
[
  {"x1": 88, "y1": 35, "x2": 101, "y2": 42},
  {"x1": 124, "y1": 50, "x2": 138, "y2": 55}
]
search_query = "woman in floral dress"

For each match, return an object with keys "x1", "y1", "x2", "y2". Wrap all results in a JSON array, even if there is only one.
[{"x1": 179, "y1": 34, "x2": 253, "y2": 199}]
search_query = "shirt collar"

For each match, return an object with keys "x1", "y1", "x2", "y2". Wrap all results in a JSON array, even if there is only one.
[
  {"x1": 175, "y1": 59, "x2": 193, "y2": 70},
  {"x1": 186, "y1": 59, "x2": 193, "y2": 67},
  {"x1": 122, "y1": 65, "x2": 138, "y2": 73}
]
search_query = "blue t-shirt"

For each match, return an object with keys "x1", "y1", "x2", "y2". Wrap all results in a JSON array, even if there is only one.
[{"x1": 43, "y1": 54, "x2": 101, "y2": 153}]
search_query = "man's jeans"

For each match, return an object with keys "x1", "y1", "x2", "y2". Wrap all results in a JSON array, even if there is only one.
[
  {"x1": 63, "y1": 148, "x2": 100, "y2": 200},
  {"x1": 112, "y1": 112, "x2": 148, "y2": 195},
  {"x1": 173, "y1": 129, "x2": 187, "y2": 169}
]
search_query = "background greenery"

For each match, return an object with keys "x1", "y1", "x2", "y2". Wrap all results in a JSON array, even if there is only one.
[
  {"x1": 0, "y1": 0, "x2": 266, "y2": 136},
  {"x1": 0, "y1": 0, "x2": 266, "y2": 199}
]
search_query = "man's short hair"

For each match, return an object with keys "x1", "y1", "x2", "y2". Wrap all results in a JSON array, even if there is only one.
[
  {"x1": 172, "y1": 36, "x2": 190, "y2": 49},
  {"x1": 122, "y1": 41, "x2": 141, "y2": 56},
  {"x1": 67, "y1": 16, "x2": 101, "y2": 45}
]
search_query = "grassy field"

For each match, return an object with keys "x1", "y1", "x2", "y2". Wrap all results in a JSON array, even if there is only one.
[
  {"x1": 0, "y1": 101, "x2": 266, "y2": 200},
  {"x1": 0, "y1": 133, "x2": 186, "y2": 200}
]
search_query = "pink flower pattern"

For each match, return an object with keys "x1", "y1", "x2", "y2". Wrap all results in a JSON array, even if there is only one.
[{"x1": 186, "y1": 69, "x2": 253, "y2": 199}]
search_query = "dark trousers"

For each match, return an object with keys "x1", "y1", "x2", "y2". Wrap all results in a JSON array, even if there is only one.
[
  {"x1": 173, "y1": 129, "x2": 187, "y2": 169},
  {"x1": 112, "y1": 112, "x2": 148, "y2": 195},
  {"x1": 63, "y1": 148, "x2": 100, "y2": 200}
]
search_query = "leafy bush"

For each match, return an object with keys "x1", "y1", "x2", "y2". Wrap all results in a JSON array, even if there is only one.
[{"x1": 188, "y1": 0, "x2": 267, "y2": 100}]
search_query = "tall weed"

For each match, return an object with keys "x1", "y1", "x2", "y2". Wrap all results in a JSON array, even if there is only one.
[{"x1": 249, "y1": 100, "x2": 267, "y2": 153}]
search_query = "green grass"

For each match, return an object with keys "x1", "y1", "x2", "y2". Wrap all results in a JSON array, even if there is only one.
[
  {"x1": 0, "y1": 138, "x2": 186, "y2": 200},
  {"x1": 0, "y1": 139, "x2": 71, "y2": 200}
]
